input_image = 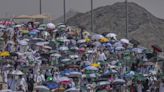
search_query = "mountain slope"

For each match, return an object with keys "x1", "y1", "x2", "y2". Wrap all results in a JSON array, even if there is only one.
[
  {"x1": 53, "y1": 10, "x2": 80, "y2": 24},
  {"x1": 66, "y1": 2, "x2": 164, "y2": 48}
]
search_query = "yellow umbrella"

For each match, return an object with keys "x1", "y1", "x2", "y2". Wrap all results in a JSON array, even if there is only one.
[
  {"x1": 0, "y1": 51, "x2": 10, "y2": 57},
  {"x1": 91, "y1": 63, "x2": 100, "y2": 68},
  {"x1": 85, "y1": 38, "x2": 91, "y2": 43},
  {"x1": 99, "y1": 38, "x2": 109, "y2": 43},
  {"x1": 21, "y1": 30, "x2": 29, "y2": 34}
]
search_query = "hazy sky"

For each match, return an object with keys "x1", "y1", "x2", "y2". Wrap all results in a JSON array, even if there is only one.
[{"x1": 0, "y1": 0, "x2": 164, "y2": 19}]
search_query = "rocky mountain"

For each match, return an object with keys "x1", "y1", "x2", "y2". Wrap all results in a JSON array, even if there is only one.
[
  {"x1": 66, "y1": 2, "x2": 164, "y2": 49},
  {"x1": 53, "y1": 10, "x2": 79, "y2": 24}
]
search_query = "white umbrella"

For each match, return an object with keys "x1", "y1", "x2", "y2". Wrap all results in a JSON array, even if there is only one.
[
  {"x1": 120, "y1": 38, "x2": 129, "y2": 44},
  {"x1": 15, "y1": 24, "x2": 22, "y2": 28},
  {"x1": 11, "y1": 70, "x2": 24, "y2": 75},
  {"x1": 77, "y1": 39, "x2": 86, "y2": 43},
  {"x1": 0, "y1": 89, "x2": 12, "y2": 92},
  {"x1": 85, "y1": 66, "x2": 98, "y2": 71},
  {"x1": 61, "y1": 58, "x2": 71, "y2": 62},
  {"x1": 7, "y1": 41, "x2": 15, "y2": 44},
  {"x1": 64, "y1": 87, "x2": 80, "y2": 92},
  {"x1": 47, "y1": 23, "x2": 56, "y2": 29},
  {"x1": 35, "y1": 85, "x2": 50, "y2": 91},
  {"x1": 69, "y1": 72, "x2": 82, "y2": 76},
  {"x1": 59, "y1": 46, "x2": 69, "y2": 51},
  {"x1": 96, "y1": 81, "x2": 111, "y2": 87},
  {"x1": 91, "y1": 34, "x2": 104, "y2": 40},
  {"x1": 70, "y1": 55, "x2": 79, "y2": 59},
  {"x1": 70, "y1": 47, "x2": 79, "y2": 50},
  {"x1": 115, "y1": 46, "x2": 125, "y2": 51},
  {"x1": 58, "y1": 77, "x2": 70, "y2": 82},
  {"x1": 113, "y1": 79, "x2": 125, "y2": 84},
  {"x1": 106, "y1": 33, "x2": 117, "y2": 38},
  {"x1": 42, "y1": 31, "x2": 50, "y2": 36},
  {"x1": 18, "y1": 40, "x2": 28, "y2": 45},
  {"x1": 87, "y1": 50, "x2": 95, "y2": 54},
  {"x1": 57, "y1": 24, "x2": 66, "y2": 29},
  {"x1": 0, "y1": 25, "x2": 6, "y2": 28},
  {"x1": 82, "y1": 73, "x2": 97, "y2": 78},
  {"x1": 42, "y1": 45, "x2": 52, "y2": 49},
  {"x1": 36, "y1": 42, "x2": 49, "y2": 46},
  {"x1": 51, "y1": 53, "x2": 61, "y2": 57},
  {"x1": 132, "y1": 48, "x2": 144, "y2": 53},
  {"x1": 57, "y1": 37, "x2": 70, "y2": 42}
]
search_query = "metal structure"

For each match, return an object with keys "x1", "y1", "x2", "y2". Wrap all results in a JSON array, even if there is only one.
[
  {"x1": 91, "y1": 0, "x2": 93, "y2": 32},
  {"x1": 63, "y1": 0, "x2": 66, "y2": 24},
  {"x1": 125, "y1": 0, "x2": 128, "y2": 38},
  {"x1": 39, "y1": 0, "x2": 42, "y2": 14}
]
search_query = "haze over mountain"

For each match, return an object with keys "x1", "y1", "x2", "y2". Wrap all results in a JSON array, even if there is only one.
[{"x1": 65, "y1": 2, "x2": 164, "y2": 49}]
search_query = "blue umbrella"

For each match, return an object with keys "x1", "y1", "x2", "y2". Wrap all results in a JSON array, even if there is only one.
[
  {"x1": 45, "y1": 82, "x2": 59, "y2": 89},
  {"x1": 29, "y1": 31, "x2": 37, "y2": 35}
]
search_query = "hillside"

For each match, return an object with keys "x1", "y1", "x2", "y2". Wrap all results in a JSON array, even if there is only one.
[{"x1": 66, "y1": 2, "x2": 164, "y2": 49}]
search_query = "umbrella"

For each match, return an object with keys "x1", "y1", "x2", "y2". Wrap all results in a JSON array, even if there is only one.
[
  {"x1": 21, "y1": 30, "x2": 29, "y2": 34},
  {"x1": 29, "y1": 31, "x2": 37, "y2": 35},
  {"x1": 44, "y1": 82, "x2": 59, "y2": 89},
  {"x1": 57, "y1": 23, "x2": 66, "y2": 29},
  {"x1": 51, "y1": 53, "x2": 61, "y2": 58},
  {"x1": 42, "y1": 45, "x2": 52, "y2": 50},
  {"x1": 91, "y1": 63, "x2": 100, "y2": 68},
  {"x1": 96, "y1": 81, "x2": 111, "y2": 87},
  {"x1": 103, "y1": 69, "x2": 118, "y2": 76},
  {"x1": 91, "y1": 34, "x2": 104, "y2": 40},
  {"x1": 58, "y1": 77, "x2": 71, "y2": 83},
  {"x1": 143, "y1": 62, "x2": 154, "y2": 66},
  {"x1": 87, "y1": 50, "x2": 95, "y2": 54},
  {"x1": 61, "y1": 58, "x2": 71, "y2": 62},
  {"x1": 113, "y1": 79, "x2": 125, "y2": 84},
  {"x1": 47, "y1": 23, "x2": 56, "y2": 29},
  {"x1": 132, "y1": 48, "x2": 144, "y2": 53},
  {"x1": 115, "y1": 46, "x2": 125, "y2": 51},
  {"x1": 70, "y1": 47, "x2": 79, "y2": 50},
  {"x1": 0, "y1": 51, "x2": 10, "y2": 57},
  {"x1": 120, "y1": 38, "x2": 129, "y2": 44},
  {"x1": 64, "y1": 87, "x2": 80, "y2": 92},
  {"x1": 69, "y1": 55, "x2": 79, "y2": 59},
  {"x1": 35, "y1": 85, "x2": 50, "y2": 91},
  {"x1": 59, "y1": 46, "x2": 69, "y2": 51},
  {"x1": 82, "y1": 73, "x2": 98, "y2": 78},
  {"x1": 99, "y1": 38, "x2": 109, "y2": 43},
  {"x1": 67, "y1": 72, "x2": 82, "y2": 77},
  {"x1": 77, "y1": 39, "x2": 86, "y2": 43},
  {"x1": 106, "y1": 33, "x2": 117, "y2": 38},
  {"x1": 0, "y1": 89, "x2": 12, "y2": 92},
  {"x1": 42, "y1": 31, "x2": 50, "y2": 36},
  {"x1": 0, "y1": 25, "x2": 6, "y2": 28},
  {"x1": 57, "y1": 37, "x2": 70, "y2": 42},
  {"x1": 85, "y1": 66, "x2": 98, "y2": 71},
  {"x1": 18, "y1": 40, "x2": 28, "y2": 45},
  {"x1": 14, "y1": 24, "x2": 22, "y2": 28},
  {"x1": 11, "y1": 70, "x2": 24, "y2": 75}
]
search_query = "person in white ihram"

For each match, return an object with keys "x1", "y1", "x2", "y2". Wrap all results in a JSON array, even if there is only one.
[
  {"x1": 36, "y1": 72, "x2": 45, "y2": 85},
  {"x1": 98, "y1": 50, "x2": 107, "y2": 62}
]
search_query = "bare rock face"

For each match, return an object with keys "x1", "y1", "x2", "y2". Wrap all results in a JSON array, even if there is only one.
[{"x1": 66, "y1": 2, "x2": 164, "y2": 48}]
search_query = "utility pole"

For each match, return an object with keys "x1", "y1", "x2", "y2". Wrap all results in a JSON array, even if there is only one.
[
  {"x1": 91, "y1": 0, "x2": 93, "y2": 32},
  {"x1": 125, "y1": 0, "x2": 128, "y2": 39},
  {"x1": 63, "y1": 0, "x2": 66, "y2": 24},
  {"x1": 39, "y1": 0, "x2": 42, "y2": 14}
]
